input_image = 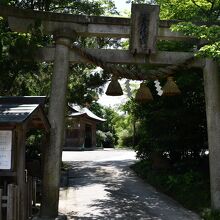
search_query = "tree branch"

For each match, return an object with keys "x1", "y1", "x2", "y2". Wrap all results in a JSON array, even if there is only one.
[{"x1": 191, "y1": 0, "x2": 211, "y2": 18}]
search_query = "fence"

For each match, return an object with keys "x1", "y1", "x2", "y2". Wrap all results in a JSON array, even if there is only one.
[
  {"x1": 0, "y1": 184, "x2": 19, "y2": 220},
  {"x1": 0, "y1": 178, "x2": 37, "y2": 220}
]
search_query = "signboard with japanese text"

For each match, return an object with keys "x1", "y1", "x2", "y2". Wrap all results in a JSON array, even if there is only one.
[{"x1": 0, "y1": 130, "x2": 12, "y2": 170}]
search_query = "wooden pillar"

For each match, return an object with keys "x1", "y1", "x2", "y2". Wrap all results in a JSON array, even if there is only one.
[
  {"x1": 92, "y1": 123, "x2": 96, "y2": 148},
  {"x1": 79, "y1": 119, "x2": 85, "y2": 149},
  {"x1": 16, "y1": 125, "x2": 27, "y2": 220},
  {"x1": 0, "y1": 188, "x2": 2, "y2": 220},
  {"x1": 203, "y1": 58, "x2": 220, "y2": 210},
  {"x1": 76, "y1": 119, "x2": 81, "y2": 148},
  {"x1": 41, "y1": 29, "x2": 76, "y2": 218}
]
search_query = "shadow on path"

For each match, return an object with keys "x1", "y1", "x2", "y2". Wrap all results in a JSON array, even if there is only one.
[{"x1": 59, "y1": 158, "x2": 200, "y2": 220}]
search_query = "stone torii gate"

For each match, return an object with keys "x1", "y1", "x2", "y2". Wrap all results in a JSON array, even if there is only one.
[{"x1": 0, "y1": 4, "x2": 219, "y2": 219}]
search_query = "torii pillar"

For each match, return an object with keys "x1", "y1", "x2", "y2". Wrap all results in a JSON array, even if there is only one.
[
  {"x1": 2, "y1": 4, "x2": 220, "y2": 214},
  {"x1": 41, "y1": 28, "x2": 75, "y2": 218},
  {"x1": 203, "y1": 59, "x2": 220, "y2": 210}
]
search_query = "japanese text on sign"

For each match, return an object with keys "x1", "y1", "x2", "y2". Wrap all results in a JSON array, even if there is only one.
[{"x1": 0, "y1": 130, "x2": 12, "y2": 169}]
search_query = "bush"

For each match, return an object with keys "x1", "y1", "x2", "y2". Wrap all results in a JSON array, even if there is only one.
[
  {"x1": 25, "y1": 130, "x2": 44, "y2": 160},
  {"x1": 201, "y1": 209, "x2": 220, "y2": 220},
  {"x1": 131, "y1": 160, "x2": 210, "y2": 213},
  {"x1": 103, "y1": 131, "x2": 115, "y2": 148},
  {"x1": 96, "y1": 130, "x2": 115, "y2": 148},
  {"x1": 96, "y1": 130, "x2": 106, "y2": 148},
  {"x1": 118, "y1": 129, "x2": 133, "y2": 148}
]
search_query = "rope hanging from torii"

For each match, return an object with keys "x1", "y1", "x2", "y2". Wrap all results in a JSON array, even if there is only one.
[{"x1": 56, "y1": 39, "x2": 196, "y2": 81}]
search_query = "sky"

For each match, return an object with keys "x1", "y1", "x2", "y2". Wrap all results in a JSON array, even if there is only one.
[
  {"x1": 98, "y1": 0, "x2": 131, "y2": 108},
  {"x1": 114, "y1": 0, "x2": 131, "y2": 12}
]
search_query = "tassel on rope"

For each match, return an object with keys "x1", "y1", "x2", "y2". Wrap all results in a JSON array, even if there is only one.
[
  {"x1": 105, "y1": 76, "x2": 123, "y2": 96},
  {"x1": 135, "y1": 82, "x2": 153, "y2": 103},
  {"x1": 162, "y1": 76, "x2": 181, "y2": 96}
]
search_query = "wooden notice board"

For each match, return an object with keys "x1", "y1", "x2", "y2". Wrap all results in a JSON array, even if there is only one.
[{"x1": 0, "y1": 130, "x2": 12, "y2": 170}]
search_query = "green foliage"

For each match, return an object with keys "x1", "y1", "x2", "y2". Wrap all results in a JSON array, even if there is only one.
[
  {"x1": 4, "y1": 0, "x2": 118, "y2": 15},
  {"x1": 0, "y1": 0, "x2": 118, "y2": 102},
  {"x1": 25, "y1": 130, "x2": 45, "y2": 160},
  {"x1": 89, "y1": 102, "x2": 136, "y2": 148},
  {"x1": 102, "y1": 107, "x2": 120, "y2": 145},
  {"x1": 157, "y1": 40, "x2": 195, "y2": 52},
  {"x1": 117, "y1": 129, "x2": 133, "y2": 148},
  {"x1": 119, "y1": 0, "x2": 213, "y2": 161},
  {"x1": 131, "y1": 160, "x2": 210, "y2": 213},
  {"x1": 125, "y1": 2, "x2": 219, "y2": 216},
  {"x1": 0, "y1": 0, "x2": 121, "y2": 162},
  {"x1": 171, "y1": 22, "x2": 220, "y2": 59},
  {"x1": 96, "y1": 130, "x2": 115, "y2": 148},
  {"x1": 201, "y1": 209, "x2": 220, "y2": 220},
  {"x1": 90, "y1": 103, "x2": 119, "y2": 133},
  {"x1": 96, "y1": 130, "x2": 106, "y2": 147},
  {"x1": 172, "y1": 22, "x2": 220, "y2": 41},
  {"x1": 156, "y1": 0, "x2": 220, "y2": 21},
  {"x1": 131, "y1": 159, "x2": 220, "y2": 219},
  {"x1": 198, "y1": 42, "x2": 220, "y2": 58},
  {"x1": 121, "y1": 70, "x2": 207, "y2": 161},
  {"x1": 67, "y1": 66, "x2": 110, "y2": 105},
  {"x1": 0, "y1": 2, "x2": 53, "y2": 95},
  {"x1": 89, "y1": 103, "x2": 119, "y2": 147},
  {"x1": 156, "y1": 0, "x2": 220, "y2": 59},
  {"x1": 114, "y1": 113, "x2": 134, "y2": 148}
]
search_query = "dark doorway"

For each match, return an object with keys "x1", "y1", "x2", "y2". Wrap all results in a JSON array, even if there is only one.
[{"x1": 85, "y1": 124, "x2": 92, "y2": 148}]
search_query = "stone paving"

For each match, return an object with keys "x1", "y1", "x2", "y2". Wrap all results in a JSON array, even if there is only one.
[{"x1": 59, "y1": 149, "x2": 201, "y2": 220}]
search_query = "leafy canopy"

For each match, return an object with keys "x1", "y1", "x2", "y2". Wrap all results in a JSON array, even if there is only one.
[
  {"x1": 157, "y1": 0, "x2": 220, "y2": 59},
  {"x1": 0, "y1": 0, "x2": 118, "y2": 102},
  {"x1": 129, "y1": 0, "x2": 220, "y2": 59}
]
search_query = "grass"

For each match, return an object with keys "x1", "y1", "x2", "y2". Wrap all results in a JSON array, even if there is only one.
[{"x1": 131, "y1": 160, "x2": 220, "y2": 220}]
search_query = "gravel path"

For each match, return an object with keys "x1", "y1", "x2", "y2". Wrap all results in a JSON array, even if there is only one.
[{"x1": 59, "y1": 149, "x2": 201, "y2": 220}]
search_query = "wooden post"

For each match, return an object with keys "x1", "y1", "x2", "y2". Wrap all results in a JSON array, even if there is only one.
[
  {"x1": 79, "y1": 119, "x2": 85, "y2": 149},
  {"x1": 203, "y1": 59, "x2": 220, "y2": 210},
  {"x1": 0, "y1": 188, "x2": 2, "y2": 220},
  {"x1": 133, "y1": 119, "x2": 136, "y2": 148},
  {"x1": 32, "y1": 178, "x2": 37, "y2": 207},
  {"x1": 91, "y1": 124, "x2": 96, "y2": 148},
  {"x1": 7, "y1": 184, "x2": 17, "y2": 220},
  {"x1": 40, "y1": 29, "x2": 76, "y2": 218},
  {"x1": 7, "y1": 184, "x2": 13, "y2": 220},
  {"x1": 13, "y1": 185, "x2": 19, "y2": 220},
  {"x1": 17, "y1": 185, "x2": 20, "y2": 220},
  {"x1": 16, "y1": 126, "x2": 27, "y2": 220},
  {"x1": 27, "y1": 177, "x2": 32, "y2": 218}
]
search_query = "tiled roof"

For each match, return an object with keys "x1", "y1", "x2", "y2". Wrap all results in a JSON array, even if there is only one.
[
  {"x1": 68, "y1": 104, "x2": 106, "y2": 122},
  {"x1": 0, "y1": 104, "x2": 38, "y2": 123},
  {"x1": 0, "y1": 96, "x2": 46, "y2": 105}
]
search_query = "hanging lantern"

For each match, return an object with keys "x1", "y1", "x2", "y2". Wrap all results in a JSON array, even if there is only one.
[
  {"x1": 135, "y1": 82, "x2": 153, "y2": 103},
  {"x1": 162, "y1": 76, "x2": 181, "y2": 96},
  {"x1": 105, "y1": 76, "x2": 123, "y2": 96}
]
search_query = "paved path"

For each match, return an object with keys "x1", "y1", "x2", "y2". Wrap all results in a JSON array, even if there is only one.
[{"x1": 59, "y1": 149, "x2": 201, "y2": 220}]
